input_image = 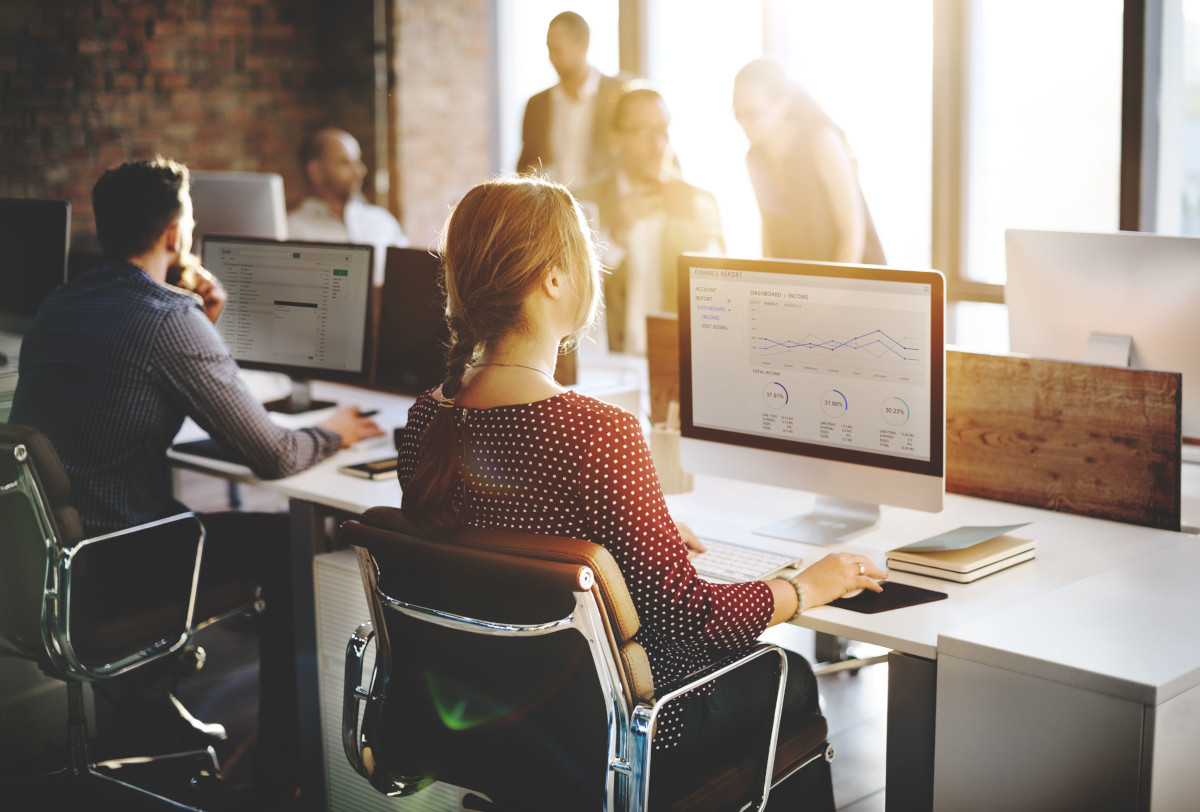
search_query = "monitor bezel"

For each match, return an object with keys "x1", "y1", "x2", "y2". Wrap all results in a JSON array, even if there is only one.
[
  {"x1": 201, "y1": 234, "x2": 376, "y2": 388},
  {"x1": 676, "y1": 253, "x2": 945, "y2": 479}
]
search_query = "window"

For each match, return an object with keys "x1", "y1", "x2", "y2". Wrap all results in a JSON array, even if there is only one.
[
  {"x1": 645, "y1": 0, "x2": 764, "y2": 257},
  {"x1": 765, "y1": 0, "x2": 934, "y2": 271},
  {"x1": 1157, "y1": 0, "x2": 1200, "y2": 235},
  {"x1": 963, "y1": 0, "x2": 1124, "y2": 288}
]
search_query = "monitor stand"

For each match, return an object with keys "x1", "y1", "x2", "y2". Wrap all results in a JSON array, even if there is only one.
[
  {"x1": 263, "y1": 376, "x2": 336, "y2": 415},
  {"x1": 1083, "y1": 332, "x2": 1132, "y2": 367},
  {"x1": 754, "y1": 496, "x2": 881, "y2": 546}
]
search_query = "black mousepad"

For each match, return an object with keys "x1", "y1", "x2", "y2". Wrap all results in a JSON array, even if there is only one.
[{"x1": 829, "y1": 581, "x2": 947, "y2": 613}]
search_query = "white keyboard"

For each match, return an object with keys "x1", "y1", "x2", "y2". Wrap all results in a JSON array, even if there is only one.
[{"x1": 690, "y1": 538, "x2": 802, "y2": 584}]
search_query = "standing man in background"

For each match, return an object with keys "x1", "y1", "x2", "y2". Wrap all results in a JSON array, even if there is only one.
[
  {"x1": 578, "y1": 84, "x2": 724, "y2": 354},
  {"x1": 733, "y1": 57, "x2": 886, "y2": 266},
  {"x1": 516, "y1": 11, "x2": 623, "y2": 189},
  {"x1": 287, "y1": 126, "x2": 408, "y2": 286}
]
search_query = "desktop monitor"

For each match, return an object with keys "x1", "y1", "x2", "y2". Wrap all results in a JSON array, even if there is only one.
[
  {"x1": 372, "y1": 246, "x2": 449, "y2": 395},
  {"x1": 677, "y1": 254, "x2": 945, "y2": 545},
  {"x1": 201, "y1": 236, "x2": 375, "y2": 413},
  {"x1": 188, "y1": 170, "x2": 288, "y2": 255},
  {"x1": 0, "y1": 198, "x2": 71, "y2": 334},
  {"x1": 1005, "y1": 228, "x2": 1200, "y2": 442}
]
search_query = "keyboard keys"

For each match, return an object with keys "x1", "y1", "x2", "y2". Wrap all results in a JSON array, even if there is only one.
[{"x1": 691, "y1": 538, "x2": 802, "y2": 583}]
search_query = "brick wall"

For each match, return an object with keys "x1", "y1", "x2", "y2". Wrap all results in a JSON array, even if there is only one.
[
  {"x1": 0, "y1": 0, "x2": 493, "y2": 256},
  {"x1": 392, "y1": 0, "x2": 494, "y2": 251}
]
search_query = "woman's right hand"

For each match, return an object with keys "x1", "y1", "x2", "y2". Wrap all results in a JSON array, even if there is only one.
[{"x1": 794, "y1": 553, "x2": 888, "y2": 610}]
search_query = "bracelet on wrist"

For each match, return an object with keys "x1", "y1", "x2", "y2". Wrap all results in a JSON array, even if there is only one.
[{"x1": 781, "y1": 573, "x2": 805, "y2": 621}]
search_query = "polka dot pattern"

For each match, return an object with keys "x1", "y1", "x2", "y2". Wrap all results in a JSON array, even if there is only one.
[{"x1": 397, "y1": 389, "x2": 775, "y2": 749}]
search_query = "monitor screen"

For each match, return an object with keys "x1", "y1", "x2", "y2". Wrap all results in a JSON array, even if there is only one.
[
  {"x1": 188, "y1": 170, "x2": 288, "y2": 256},
  {"x1": 1006, "y1": 228, "x2": 1200, "y2": 443},
  {"x1": 202, "y1": 236, "x2": 374, "y2": 412},
  {"x1": 678, "y1": 254, "x2": 945, "y2": 545},
  {"x1": 0, "y1": 198, "x2": 71, "y2": 334}
]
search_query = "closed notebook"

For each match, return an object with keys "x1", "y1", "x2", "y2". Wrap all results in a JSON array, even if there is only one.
[
  {"x1": 887, "y1": 534, "x2": 1036, "y2": 577},
  {"x1": 886, "y1": 548, "x2": 1036, "y2": 583}
]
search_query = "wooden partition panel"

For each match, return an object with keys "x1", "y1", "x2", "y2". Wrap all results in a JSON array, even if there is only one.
[
  {"x1": 946, "y1": 351, "x2": 1181, "y2": 530},
  {"x1": 646, "y1": 313, "x2": 680, "y2": 426}
]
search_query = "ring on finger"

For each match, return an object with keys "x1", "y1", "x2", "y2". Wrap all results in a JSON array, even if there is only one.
[{"x1": 857, "y1": 561, "x2": 865, "y2": 576}]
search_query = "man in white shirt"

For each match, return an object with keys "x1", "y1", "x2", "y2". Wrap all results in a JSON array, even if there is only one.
[
  {"x1": 287, "y1": 127, "x2": 408, "y2": 286},
  {"x1": 516, "y1": 11, "x2": 622, "y2": 189},
  {"x1": 578, "y1": 86, "x2": 725, "y2": 354}
]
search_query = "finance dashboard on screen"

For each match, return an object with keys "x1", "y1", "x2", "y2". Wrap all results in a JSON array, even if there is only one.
[{"x1": 680, "y1": 255, "x2": 944, "y2": 478}]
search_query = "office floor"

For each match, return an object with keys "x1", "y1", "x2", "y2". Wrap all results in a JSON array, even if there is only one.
[{"x1": 175, "y1": 470, "x2": 891, "y2": 811}]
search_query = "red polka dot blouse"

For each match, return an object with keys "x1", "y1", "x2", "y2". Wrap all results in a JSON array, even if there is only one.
[{"x1": 397, "y1": 389, "x2": 775, "y2": 749}]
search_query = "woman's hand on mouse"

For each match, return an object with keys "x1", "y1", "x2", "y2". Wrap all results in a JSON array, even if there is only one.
[{"x1": 792, "y1": 553, "x2": 887, "y2": 610}]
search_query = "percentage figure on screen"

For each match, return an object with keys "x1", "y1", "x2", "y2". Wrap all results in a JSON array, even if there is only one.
[
  {"x1": 762, "y1": 381, "x2": 789, "y2": 409},
  {"x1": 822, "y1": 389, "x2": 848, "y2": 418},
  {"x1": 882, "y1": 396, "x2": 910, "y2": 425}
]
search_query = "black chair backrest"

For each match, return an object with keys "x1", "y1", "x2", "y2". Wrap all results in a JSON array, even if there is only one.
[
  {"x1": 345, "y1": 512, "x2": 616, "y2": 811},
  {"x1": 0, "y1": 423, "x2": 202, "y2": 680}
]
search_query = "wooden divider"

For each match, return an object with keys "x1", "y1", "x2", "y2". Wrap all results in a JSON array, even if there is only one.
[
  {"x1": 646, "y1": 313, "x2": 679, "y2": 426},
  {"x1": 946, "y1": 350, "x2": 1182, "y2": 531}
]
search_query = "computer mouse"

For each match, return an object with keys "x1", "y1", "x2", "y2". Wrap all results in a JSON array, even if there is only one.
[{"x1": 842, "y1": 588, "x2": 865, "y2": 600}]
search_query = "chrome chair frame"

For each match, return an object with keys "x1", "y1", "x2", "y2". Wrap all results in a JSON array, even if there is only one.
[
  {"x1": 0, "y1": 429, "x2": 215, "y2": 810},
  {"x1": 344, "y1": 544, "x2": 790, "y2": 812}
]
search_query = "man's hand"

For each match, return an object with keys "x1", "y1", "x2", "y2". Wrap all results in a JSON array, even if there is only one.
[
  {"x1": 321, "y1": 405, "x2": 386, "y2": 447},
  {"x1": 187, "y1": 265, "x2": 227, "y2": 324}
]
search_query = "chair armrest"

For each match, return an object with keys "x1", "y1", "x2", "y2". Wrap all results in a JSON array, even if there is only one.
[
  {"x1": 343, "y1": 621, "x2": 375, "y2": 782},
  {"x1": 45, "y1": 512, "x2": 205, "y2": 680},
  {"x1": 622, "y1": 642, "x2": 788, "y2": 812}
]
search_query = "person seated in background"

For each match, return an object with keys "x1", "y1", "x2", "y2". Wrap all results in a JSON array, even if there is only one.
[
  {"x1": 733, "y1": 57, "x2": 886, "y2": 266},
  {"x1": 287, "y1": 126, "x2": 408, "y2": 286},
  {"x1": 577, "y1": 84, "x2": 724, "y2": 354},
  {"x1": 396, "y1": 175, "x2": 886, "y2": 804},
  {"x1": 11, "y1": 156, "x2": 383, "y2": 802},
  {"x1": 516, "y1": 10, "x2": 623, "y2": 189}
]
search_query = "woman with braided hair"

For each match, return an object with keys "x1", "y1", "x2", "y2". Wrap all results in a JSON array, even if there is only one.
[{"x1": 396, "y1": 175, "x2": 882, "y2": 801}]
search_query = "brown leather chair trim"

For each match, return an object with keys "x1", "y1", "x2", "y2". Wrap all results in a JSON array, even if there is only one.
[
  {"x1": 353, "y1": 507, "x2": 652, "y2": 708},
  {"x1": 360, "y1": 507, "x2": 641, "y2": 644},
  {"x1": 344, "y1": 520, "x2": 593, "y2": 595},
  {"x1": 619, "y1": 639, "x2": 654, "y2": 703}
]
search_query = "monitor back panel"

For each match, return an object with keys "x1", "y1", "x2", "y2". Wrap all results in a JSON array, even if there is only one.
[
  {"x1": 373, "y1": 247, "x2": 448, "y2": 395},
  {"x1": 0, "y1": 198, "x2": 70, "y2": 332}
]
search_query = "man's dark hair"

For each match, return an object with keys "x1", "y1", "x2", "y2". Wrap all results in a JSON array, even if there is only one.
[
  {"x1": 548, "y1": 10, "x2": 589, "y2": 40},
  {"x1": 92, "y1": 156, "x2": 189, "y2": 261}
]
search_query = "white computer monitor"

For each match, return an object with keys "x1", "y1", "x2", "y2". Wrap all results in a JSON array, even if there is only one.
[
  {"x1": 1006, "y1": 228, "x2": 1200, "y2": 443},
  {"x1": 677, "y1": 254, "x2": 946, "y2": 545},
  {"x1": 188, "y1": 170, "x2": 288, "y2": 254},
  {"x1": 202, "y1": 236, "x2": 374, "y2": 414}
]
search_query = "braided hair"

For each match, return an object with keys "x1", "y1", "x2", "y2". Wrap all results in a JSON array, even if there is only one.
[{"x1": 402, "y1": 176, "x2": 599, "y2": 528}]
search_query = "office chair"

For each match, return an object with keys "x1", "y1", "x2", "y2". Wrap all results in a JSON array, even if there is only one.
[
  {"x1": 0, "y1": 423, "x2": 220, "y2": 810},
  {"x1": 341, "y1": 507, "x2": 835, "y2": 812}
]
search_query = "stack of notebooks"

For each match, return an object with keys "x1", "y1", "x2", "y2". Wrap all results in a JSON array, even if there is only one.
[{"x1": 887, "y1": 523, "x2": 1036, "y2": 583}]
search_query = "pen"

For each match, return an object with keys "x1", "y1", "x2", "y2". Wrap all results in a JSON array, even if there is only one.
[{"x1": 358, "y1": 409, "x2": 380, "y2": 418}]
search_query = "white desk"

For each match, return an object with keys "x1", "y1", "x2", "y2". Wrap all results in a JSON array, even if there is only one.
[
  {"x1": 169, "y1": 375, "x2": 1200, "y2": 812},
  {"x1": 665, "y1": 474, "x2": 1198, "y2": 811},
  {"x1": 933, "y1": 541, "x2": 1200, "y2": 812}
]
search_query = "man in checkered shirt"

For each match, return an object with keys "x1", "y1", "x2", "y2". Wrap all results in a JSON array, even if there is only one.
[{"x1": 12, "y1": 156, "x2": 383, "y2": 802}]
